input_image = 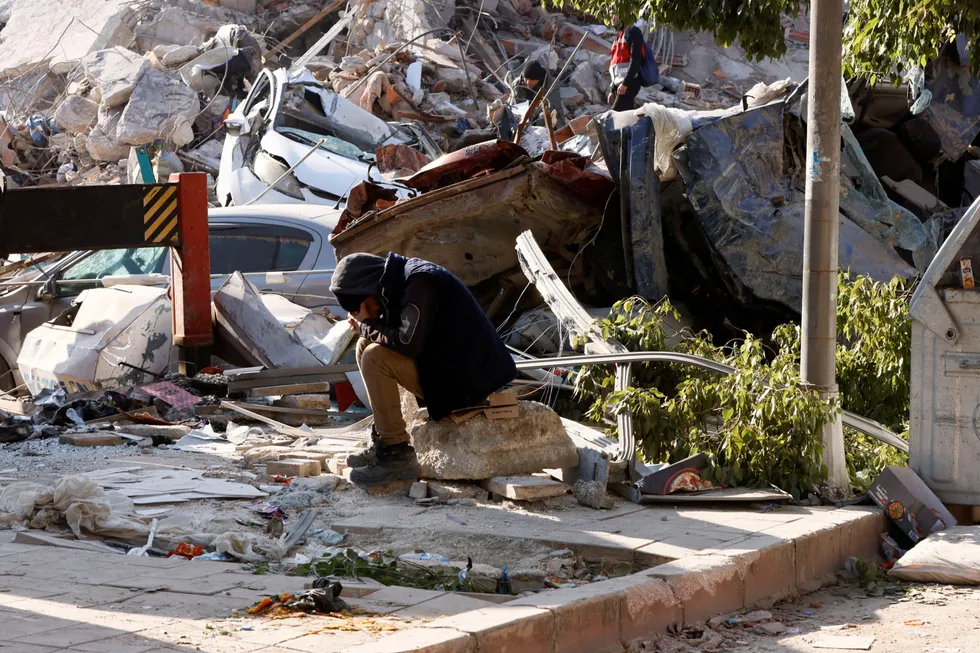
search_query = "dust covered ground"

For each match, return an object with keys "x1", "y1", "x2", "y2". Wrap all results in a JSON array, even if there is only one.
[{"x1": 641, "y1": 578, "x2": 980, "y2": 653}]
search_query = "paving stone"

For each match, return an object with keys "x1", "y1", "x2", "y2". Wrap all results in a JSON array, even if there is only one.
[
  {"x1": 644, "y1": 555, "x2": 745, "y2": 624},
  {"x1": 425, "y1": 605, "x2": 556, "y2": 652},
  {"x1": 345, "y1": 627, "x2": 476, "y2": 653},
  {"x1": 511, "y1": 581, "x2": 622, "y2": 653},
  {"x1": 106, "y1": 574, "x2": 245, "y2": 595},
  {"x1": 393, "y1": 593, "x2": 496, "y2": 619},
  {"x1": 12, "y1": 623, "x2": 118, "y2": 648},
  {"x1": 67, "y1": 633, "x2": 177, "y2": 653},
  {"x1": 346, "y1": 596, "x2": 412, "y2": 615},
  {"x1": 534, "y1": 529, "x2": 652, "y2": 562},
  {"x1": 362, "y1": 586, "x2": 446, "y2": 606},
  {"x1": 277, "y1": 630, "x2": 378, "y2": 651},
  {"x1": 281, "y1": 450, "x2": 331, "y2": 470}
]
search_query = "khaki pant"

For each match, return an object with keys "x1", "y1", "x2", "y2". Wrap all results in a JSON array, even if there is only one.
[{"x1": 356, "y1": 338, "x2": 423, "y2": 445}]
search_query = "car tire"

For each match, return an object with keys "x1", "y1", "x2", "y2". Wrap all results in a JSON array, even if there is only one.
[{"x1": 0, "y1": 356, "x2": 13, "y2": 393}]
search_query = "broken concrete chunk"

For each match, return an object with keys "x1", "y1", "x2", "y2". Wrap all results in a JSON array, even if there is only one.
[
  {"x1": 0, "y1": 0, "x2": 138, "y2": 79},
  {"x1": 410, "y1": 401, "x2": 578, "y2": 480},
  {"x1": 409, "y1": 481, "x2": 428, "y2": 499},
  {"x1": 79, "y1": 47, "x2": 149, "y2": 107},
  {"x1": 86, "y1": 108, "x2": 130, "y2": 162},
  {"x1": 117, "y1": 67, "x2": 200, "y2": 146},
  {"x1": 137, "y1": 6, "x2": 216, "y2": 51},
  {"x1": 434, "y1": 67, "x2": 472, "y2": 94},
  {"x1": 53, "y1": 96, "x2": 99, "y2": 133},
  {"x1": 427, "y1": 92, "x2": 469, "y2": 117},
  {"x1": 213, "y1": 272, "x2": 322, "y2": 369},
  {"x1": 569, "y1": 61, "x2": 601, "y2": 103},
  {"x1": 161, "y1": 44, "x2": 201, "y2": 67}
]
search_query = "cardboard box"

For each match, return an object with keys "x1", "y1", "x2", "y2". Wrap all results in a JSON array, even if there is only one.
[{"x1": 869, "y1": 466, "x2": 957, "y2": 545}]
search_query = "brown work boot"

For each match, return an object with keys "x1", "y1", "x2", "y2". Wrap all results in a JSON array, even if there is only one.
[
  {"x1": 346, "y1": 428, "x2": 382, "y2": 468},
  {"x1": 349, "y1": 442, "x2": 420, "y2": 487}
]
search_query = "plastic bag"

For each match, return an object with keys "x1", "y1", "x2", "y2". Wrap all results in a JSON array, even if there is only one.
[
  {"x1": 634, "y1": 103, "x2": 692, "y2": 181},
  {"x1": 214, "y1": 532, "x2": 288, "y2": 563},
  {"x1": 890, "y1": 526, "x2": 980, "y2": 584}
]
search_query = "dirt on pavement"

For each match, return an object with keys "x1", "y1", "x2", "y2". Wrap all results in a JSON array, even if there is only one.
[{"x1": 637, "y1": 576, "x2": 980, "y2": 653}]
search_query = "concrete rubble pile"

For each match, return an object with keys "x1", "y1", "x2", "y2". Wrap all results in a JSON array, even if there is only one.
[{"x1": 0, "y1": 0, "x2": 324, "y2": 186}]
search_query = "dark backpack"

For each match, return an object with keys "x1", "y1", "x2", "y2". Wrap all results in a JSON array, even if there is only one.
[{"x1": 638, "y1": 37, "x2": 660, "y2": 87}]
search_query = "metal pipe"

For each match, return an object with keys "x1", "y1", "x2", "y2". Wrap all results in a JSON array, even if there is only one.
[
  {"x1": 513, "y1": 351, "x2": 908, "y2": 453},
  {"x1": 801, "y1": 0, "x2": 848, "y2": 488}
]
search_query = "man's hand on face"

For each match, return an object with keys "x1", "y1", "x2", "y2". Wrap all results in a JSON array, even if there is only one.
[{"x1": 348, "y1": 313, "x2": 362, "y2": 333}]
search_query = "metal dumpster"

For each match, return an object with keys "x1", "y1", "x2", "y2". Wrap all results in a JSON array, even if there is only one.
[{"x1": 910, "y1": 195, "x2": 980, "y2": 504}]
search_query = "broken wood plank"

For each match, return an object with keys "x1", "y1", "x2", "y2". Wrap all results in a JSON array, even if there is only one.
[
  {"x1": 484, "y1": 474, "x2": 569, "y2": 501},
  {"x1": 267, "y1": 0, "x2": 345, "y2": 56},
  {"x1": 226, "y1": 365, "x2": 358, "y2": 380},
  {"x1": 247, "y1": 382, "x2": 331, "y2": 398}
]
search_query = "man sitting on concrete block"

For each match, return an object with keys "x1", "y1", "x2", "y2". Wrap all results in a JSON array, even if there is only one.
[{"x1": 330, "y1": 252, "x2": 518, "y2": 487}]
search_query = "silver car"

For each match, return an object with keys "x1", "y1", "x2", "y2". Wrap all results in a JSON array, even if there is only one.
[{"x1": 0, "y1": 204, "x2": 343, "y2": 390}]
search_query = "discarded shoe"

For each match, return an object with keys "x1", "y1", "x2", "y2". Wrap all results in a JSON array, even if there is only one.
[
  {"x1": 349, "y1": 441, "x2": 420, "y2": 486},
  {"x1": 346, "y1": 428, "x2": 382, "y2": 468}
]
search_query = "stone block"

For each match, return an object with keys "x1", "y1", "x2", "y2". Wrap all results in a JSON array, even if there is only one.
[
  {"x1": 116, "y1": 66, "x2": 199, "y2": 146},
  {"x1": 364, "y1": 478, "x2": 416, "y2": 496},
  {"x1": 78, "y1": 46, "x2": 149, "y2": 107},
  {"x1": 346, "y1": 627, "x2": 475, "y2": 653},
  {"x1": 282, "y1": 451, "x2": 330, "y2": 470},
  {"x1": 0, "y1": 0, "x2": 137, "y2": 79},
  {"x1": 328, "y1": 453, "x2": 349, "y2": 475},
  {"x1": 86, "y1": 108, "x2": 130, "y2": 162},
  {"x1": 644, "y1": 555, "x2": 744, "y2": 624},
  {"x1": 511, "y1": 582, "x2": 622, "y2": 653},
  {"x1": 409, "y1": 481, "x2": 429, "y2": 499},
  {"x1": 59, "y1": 433, "x2": 122, "y2": 447},
  {"x1": 411, "y1": 401, "x2": 578, "y2": 480},
  {"x1": 53, "y1": 96, "x2": 98, "y2": 133},
  {"x1": 425, "y1": 605, "x2": 556, "y2": 652},
  {"x1": 266, "y1": 458, "x2": 321, "y2": 479}
]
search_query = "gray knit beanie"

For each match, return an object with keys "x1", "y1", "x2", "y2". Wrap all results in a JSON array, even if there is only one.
[{"x1": 330, "y1": 253, "x2": 386, "y2": 313}]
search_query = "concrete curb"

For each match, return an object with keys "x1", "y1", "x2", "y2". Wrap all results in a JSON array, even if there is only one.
[{"x1": 344, "y1": 508, "x2": 885, "y2": 653}]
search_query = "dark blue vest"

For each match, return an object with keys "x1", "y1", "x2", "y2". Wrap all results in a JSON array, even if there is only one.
[{"x1": 378, "y1": 253, "x2": 518, "y2": 420}]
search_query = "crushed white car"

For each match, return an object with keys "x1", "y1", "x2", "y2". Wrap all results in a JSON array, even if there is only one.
[{"x1": 217, "y1": 68, "x2": 440, "y2": 207}]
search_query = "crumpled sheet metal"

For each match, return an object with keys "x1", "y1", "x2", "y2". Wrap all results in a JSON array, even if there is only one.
[
  {"x1": 685, "y1": 101, "x2": 915, "y2": 313},
  {"x1": 922, "y1": 54, "x2": 980, "y2": 162},
  {"x1": 402, "y1": 139, "x2": 528, "y2": 192},
  {"x1": 838, "y1": 124, "x2": 938, "y2": 270},
  {"x1": 539, "y1": 150, "x2": 615, "y2": 205}
]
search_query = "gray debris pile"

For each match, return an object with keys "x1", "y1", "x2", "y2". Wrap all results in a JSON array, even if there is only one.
[{"x1": 0, "y1": 0, "x2": 323, "y2": 186}]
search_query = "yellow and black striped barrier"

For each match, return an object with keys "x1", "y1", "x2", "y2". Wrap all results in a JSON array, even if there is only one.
[{"x1": 143, "y1": 185, "x2": 179, "y2": 245}]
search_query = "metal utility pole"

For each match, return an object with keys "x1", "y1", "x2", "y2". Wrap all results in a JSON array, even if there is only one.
[{"x1": 802, "y1": 0, "x2": 848, "y2": 490}]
